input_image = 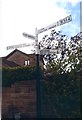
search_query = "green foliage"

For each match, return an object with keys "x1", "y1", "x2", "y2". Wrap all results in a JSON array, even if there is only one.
[
  {"x1": 41, "y1": 72, "x2": 80, "y2": 118},
  {"x1": 2, "y1": 66, "x2": 36, "y2": 87},
  {"x1": 40, "y1": 31, "x2": 81, "y2": 73}
]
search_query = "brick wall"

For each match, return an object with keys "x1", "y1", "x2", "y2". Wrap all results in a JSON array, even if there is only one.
[
  {"x1": 6, "y1": 51, "x2": 36, "y2": 66},
  {"x1": 2, "y1": 80, "x2": 37, "y2": 118}
]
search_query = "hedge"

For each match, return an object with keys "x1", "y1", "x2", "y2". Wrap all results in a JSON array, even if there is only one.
[{"x1": 2, "y1": 66, "x2": 36, "y2": 87}]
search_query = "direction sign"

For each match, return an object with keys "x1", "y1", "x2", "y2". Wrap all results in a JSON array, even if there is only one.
[
  {"x1": 38, "y1": 15, "x2": 72, "y2": 34},
  {"x1": 6, "y1": 43, "x2": 35, "y2": 50},
  {"x1": 23, "y1": 32, "x2": 35, "y2": 40},
  {"x1": 40, "y1": 49, "x2": 50, "y2": 55},
  {"x1": 40, "y1": 48, "x2": 62, "y2": 55}
]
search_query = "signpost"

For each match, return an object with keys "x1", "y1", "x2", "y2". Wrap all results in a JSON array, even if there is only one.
[
  {"x1": 38, "y1": 15, "x2": 72, "y2": 34},
  {"x1": 22, "y1": 15, "x2": 72, "y2": 118},
  {"x1": 40, "y1": 48, "x2": 62, "y2": 55},
  {"x1": 6, "y1": 43, "x2": 35, "y2": 50},
  {"x1": 7, "y1": 15, "x2": 72, "y2": 118},
  {"x1": 23, "y1": 32, "x2": 35, "y2": 40}
]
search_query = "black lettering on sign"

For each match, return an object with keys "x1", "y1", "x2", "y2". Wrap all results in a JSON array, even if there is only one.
[
  {"x1": 60, "y1": 20, "x2": 63, "y2": 25},
  {"x1": 57, "y1": 21, "x2": 59, "y2": 26},
  {"x1": 48, "y1": 25, "x2": 55, "y2": 30}
]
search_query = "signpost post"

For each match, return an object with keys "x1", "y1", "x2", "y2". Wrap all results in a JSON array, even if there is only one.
[
  {"x1": 35, "y1": 28, "x2": 41, "y2": 118},
  {"x1": 22, "y1": 15, "x2": 72, "y2": 118},
  {"x1": 7, "y1": 15, "x2": 72, "y2": 118}
]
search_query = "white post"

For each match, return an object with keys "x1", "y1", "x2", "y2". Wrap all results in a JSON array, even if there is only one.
[{"x1": 35, "y1": 28, "x2": 40, "y2": 54}]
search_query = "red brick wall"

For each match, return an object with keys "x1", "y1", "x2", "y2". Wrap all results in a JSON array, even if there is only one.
[
  {"x1": 7, "y1": 51, "x2": 36, "y2": 66},
  {"x1": 2, "y1": 80, "x2": 36, "y2": 118}
]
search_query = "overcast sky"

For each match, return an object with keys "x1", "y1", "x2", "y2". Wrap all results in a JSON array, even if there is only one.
[{"x1": 0, "y1": 0, "x2": 81, "y2": 57}]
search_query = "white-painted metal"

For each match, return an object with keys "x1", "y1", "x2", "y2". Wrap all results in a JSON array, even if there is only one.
[
  {"x1": 6, "y1": 43, "x2": 35, "y2": 50},
  {"x1": 40, "y1": 48, "x2": 62, "y2": 55},
  {"x1": 23, "y1": 32, "x2": 35, "y2": 40},
  {"x1": 38, "y1": 15, "x2": 72, "y2": 34},
  {"x1": 7, "y1": 15, "x2": 72, "y2": 55}
]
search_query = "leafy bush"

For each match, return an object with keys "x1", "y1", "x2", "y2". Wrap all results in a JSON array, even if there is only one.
[
  {"x1": 2, "y1": 66, "x2": 36, "y2": 87},
  {"x1": 41, "y1": 72, "x2": 80, "y2": 118}
]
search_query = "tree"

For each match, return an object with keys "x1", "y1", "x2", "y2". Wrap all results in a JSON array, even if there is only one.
[
  {"x1": 40, "y1": 30, "x2": 81, "y2": 118},
  {"x1": 39, "y1": 30, "x2": 82, "y2": 74}
]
